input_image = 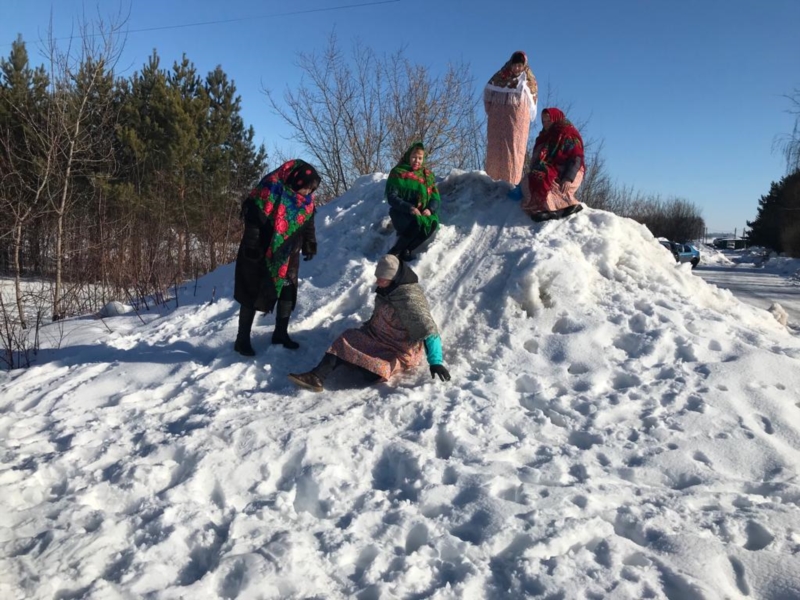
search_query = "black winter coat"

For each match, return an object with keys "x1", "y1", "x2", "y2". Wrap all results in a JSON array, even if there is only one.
[{"x1": 233, "y1": 197, "x2": 317, "y2": 313}]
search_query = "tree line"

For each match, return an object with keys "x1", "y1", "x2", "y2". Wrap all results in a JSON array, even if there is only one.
[{"x1": 0, "y1": 30, "x2": 266, "y2": 328}]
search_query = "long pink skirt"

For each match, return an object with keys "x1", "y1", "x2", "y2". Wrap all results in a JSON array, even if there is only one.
[
  {"x1": 521, "y1": 167, "x2": 584, "y2": 217},
  {"x1": 485, "y1": 101, "x2": 530, "y2": 185},
  {"x1": 328, "y1": 301, "x2": 424, "y2": 380}
]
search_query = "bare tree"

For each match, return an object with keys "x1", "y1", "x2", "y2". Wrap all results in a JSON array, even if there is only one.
[
  {"x1": 42, "y1": 10, "x2": 126, "y2": 319},
  {"x1": 579, "y1": 140, "x2": 614, "y2": 211},
  {"x1": 0, "y1": 126, "x2": 56, "y2": 327},
  {"x1": 776, "y1": 87, "x2": 800, "y2": 174},
  {"x1": 265, "y1": 33, "x2": 482, "y2": 197},
  {"x1": 384, "y1": 52, "x2": 480, "y2": 172},
  {"x1": 265, "y1": 34, "x2": 354, "y2": 197}
]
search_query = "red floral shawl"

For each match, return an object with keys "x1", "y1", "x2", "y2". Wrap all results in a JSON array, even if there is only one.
[
  {"x1": 528, "y1": 108, "x2": 585, "y2": 200},
  {"x1": 248, "y1": 160, "x2": 317, "y2": 295}
]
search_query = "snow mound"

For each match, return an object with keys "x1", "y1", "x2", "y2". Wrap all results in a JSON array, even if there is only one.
[
  {"x1": 98, "y1": 300, "x2": 132, "y2": 318},
  {"x1": 2, "y1": 170, "x2": 799, "y2": 599},
  {"x1": 769, "y1": 302, "x2": 789, "y2": 327}
]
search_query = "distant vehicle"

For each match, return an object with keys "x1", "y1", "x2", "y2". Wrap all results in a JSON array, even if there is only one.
[
  {"x1": 659, "y1": 240, "x2": 700, "y2": 268},
  {"x1": 712, "y1": 238, "x2": 748, "y2": 250}
]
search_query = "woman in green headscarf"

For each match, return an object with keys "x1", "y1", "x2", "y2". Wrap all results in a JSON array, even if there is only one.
[{"x1": 385, "y1": 142, "x2": 441, "y2": 261}]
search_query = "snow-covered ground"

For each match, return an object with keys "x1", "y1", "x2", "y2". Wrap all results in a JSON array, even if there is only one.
[
  {"x1": 2, "y1": 171, "x2": 800, "y2": 599},
  {"x1": 696, "y1": 247, "x2": 800, "y2": 331}
]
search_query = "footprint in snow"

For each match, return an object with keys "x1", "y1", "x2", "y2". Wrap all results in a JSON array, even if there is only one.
[
  {"x1": 758, "y1": 415, "x2": 774, "y2": 435},
  {"x1": 684, "y1": 396, "x2": 706, "y2": 413},
  {"x1": 435, "y1": 428, "x2": 456, "y2": 460},
  {"x1": 728, "y1": 555, "x2": 751, "y2": 596},
  {"x1": 692, "y1": 451, "x2": 712, "y2": 467},
  {"x1": 743, "y1": 521, "x2": 774, "y2": 551}
]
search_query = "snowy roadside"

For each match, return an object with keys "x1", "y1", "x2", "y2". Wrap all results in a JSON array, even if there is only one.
[{"x1": 695, "y1": 246, "x2": 800, "y2": 331}]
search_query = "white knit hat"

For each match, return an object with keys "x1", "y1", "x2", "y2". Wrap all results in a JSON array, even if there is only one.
[{"x1": 375, "y1": 254, "x2": 400, "y2": 280}]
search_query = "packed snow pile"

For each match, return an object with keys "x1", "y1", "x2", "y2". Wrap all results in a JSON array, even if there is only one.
[
  {"x1": 696, "y1": 244, "x2": 736, "y2": 267},
  {"x1": 769, "y1": 303, "x2": 789, "y2": 327},
  {"x1": 2, "y1": 170, "x2": 800, "y2": 599},
  {"x1": 98, "y1": 300, "x2": 133, "y2": 318}
]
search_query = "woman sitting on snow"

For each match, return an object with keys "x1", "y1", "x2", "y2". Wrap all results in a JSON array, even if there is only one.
[
  {"x1": 521, "y1": 107, "x2": 585, "y2": 222},
  {"x1": 385, "y1": 142, "x2": 441, "y2": 262},
  {"x1": 288, "y1": 254, "x2": 451, "y2": 392}
]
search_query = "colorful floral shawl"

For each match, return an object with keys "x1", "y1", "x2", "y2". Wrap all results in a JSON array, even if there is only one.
[
  {"x1": 386, "y1": 142, "x2": 441, "y2": 235},
  {"x1": 247, "y1": 159, "x2": 318, "y2": 296},
  {"x1": 528, "y1": 108, "x2": 585, "y2": 200},
  {"x1": 484, "y1": 51, "x2": 538, "y2": 116}
]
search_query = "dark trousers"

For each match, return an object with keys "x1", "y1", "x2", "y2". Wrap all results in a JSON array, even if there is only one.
[
  {"x1": 389, "y1": 221, "x2": 437, "y2": 257},
  {"x1": 237, "y1": 284, "x2": 295, "y2": 340},
  {"x1": 311, "y1": 352, "x2": 382, "y2": 383}
]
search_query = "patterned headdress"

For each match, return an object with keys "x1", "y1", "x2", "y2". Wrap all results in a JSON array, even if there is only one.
[
  {"x1": 247, "y1": 159, "x2": 320, "y2": 295},
  {"x1": 485, "y1": 50, "x2": 538, "y2": 106}
]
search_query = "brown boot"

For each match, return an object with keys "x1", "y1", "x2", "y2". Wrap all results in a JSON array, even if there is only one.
[{"x1": 288, "y1": 371, "x2": 324, "y2": 393}]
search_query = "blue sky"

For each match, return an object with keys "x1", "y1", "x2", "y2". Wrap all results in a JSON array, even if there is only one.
[{"x1": 2, "y1": 0, "x2": 798, "y2": 233}]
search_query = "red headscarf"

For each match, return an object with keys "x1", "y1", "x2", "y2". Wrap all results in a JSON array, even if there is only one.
[{"x1": 528, "y1": 108, "x2": 585, "y2": 200}]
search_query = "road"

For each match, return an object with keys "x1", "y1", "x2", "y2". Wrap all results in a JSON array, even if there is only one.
[{"x1": 695, "y1": 264, "x2": 800, "y2": 330}]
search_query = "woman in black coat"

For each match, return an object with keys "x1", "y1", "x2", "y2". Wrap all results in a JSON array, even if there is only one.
[{"x1": 233, "y1": 159, "x2": 321, "y2": 356}]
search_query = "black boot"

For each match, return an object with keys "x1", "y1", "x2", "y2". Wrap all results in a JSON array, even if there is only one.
[
  {"x1": 234, "y1": 305, "x2": 256, "y2": 356},
  {"x1": 393, "y1": 223, "x2": 435, "y2": 261},
  {"x1": 272, "y1": 316, "x2": 300, "y2": 349},
  {"x1": 388, "y1": 235, "x2": 414, "y2": 257},
  {"x1": 561, "y1": 203, "x2": 583, "y2": 217}
]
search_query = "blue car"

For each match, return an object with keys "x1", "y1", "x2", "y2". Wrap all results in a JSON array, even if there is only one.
[{"x1": 659, "y1": 240, "x2": 700, "y2": 268}]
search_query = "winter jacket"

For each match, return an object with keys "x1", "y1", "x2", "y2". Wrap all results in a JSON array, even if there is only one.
[{"x1": 234, "y1": 196, "x2": 316, "y2": 313}]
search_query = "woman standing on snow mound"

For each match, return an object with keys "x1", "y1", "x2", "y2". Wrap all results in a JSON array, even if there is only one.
[
  {"x1": 233, "y1": 159, "x2": 321, "y2": 357},
  {"x1": 385, "y1": 141, "x2": 441, "y2": 262},
  {"x1": 287, "y1": 254, "x2": 451, "y2": 393},
  {"x1": 484, "y1": 50, "x2": 538, "y2": 185},
  {"x1": 521, "y1": 107, "x2": 585, "y2": 222}
]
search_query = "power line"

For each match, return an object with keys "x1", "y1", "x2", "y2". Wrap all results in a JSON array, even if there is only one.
[{"x1": 3, "y1": 0, "x2": 401, "y2": 45}]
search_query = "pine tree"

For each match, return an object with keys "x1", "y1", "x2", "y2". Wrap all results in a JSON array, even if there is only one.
[{"x1": 747, "y1": 169, "x2": 800, "y2": 255}]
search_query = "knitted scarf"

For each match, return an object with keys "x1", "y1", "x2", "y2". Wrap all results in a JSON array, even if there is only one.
[
  {"x1": 386, "y1": 142, "x2": 441, "y2": 236},
  {"x1": 528, "y1": 108, "x2": 585, "y2": 200},
  {"x1": 247, "y1": 159, "x2": 318, "y2": 296},
  {"x1": 484, "y1": 51, "x2": 538, "y2": 114}
]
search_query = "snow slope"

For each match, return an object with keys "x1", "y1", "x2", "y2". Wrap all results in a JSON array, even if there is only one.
[{"x1": 2, "y1": 171, "x2": 800, "y2": 599}]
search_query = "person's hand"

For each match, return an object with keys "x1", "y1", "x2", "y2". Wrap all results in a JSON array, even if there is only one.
[
  {"x1": 422, "y1": 209, "x2": 432, "y2": 216},
  {"x1": 302, "y1": 241, "x2": 316, "y2": 261},
  {"x1": 411, "y1": 207, "x2": 421, "y2": 216},
  {"x1": 430, "y1": 364, "x2": 451, "y2": 381}
]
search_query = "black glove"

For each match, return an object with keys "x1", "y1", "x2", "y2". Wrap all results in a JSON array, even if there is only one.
[
  {"x1": 302, "y1": 240, "x2": 317, "y2": 261},
  {"x1": 430, "y1": 364, "x2": 451, "y2": 382}
]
